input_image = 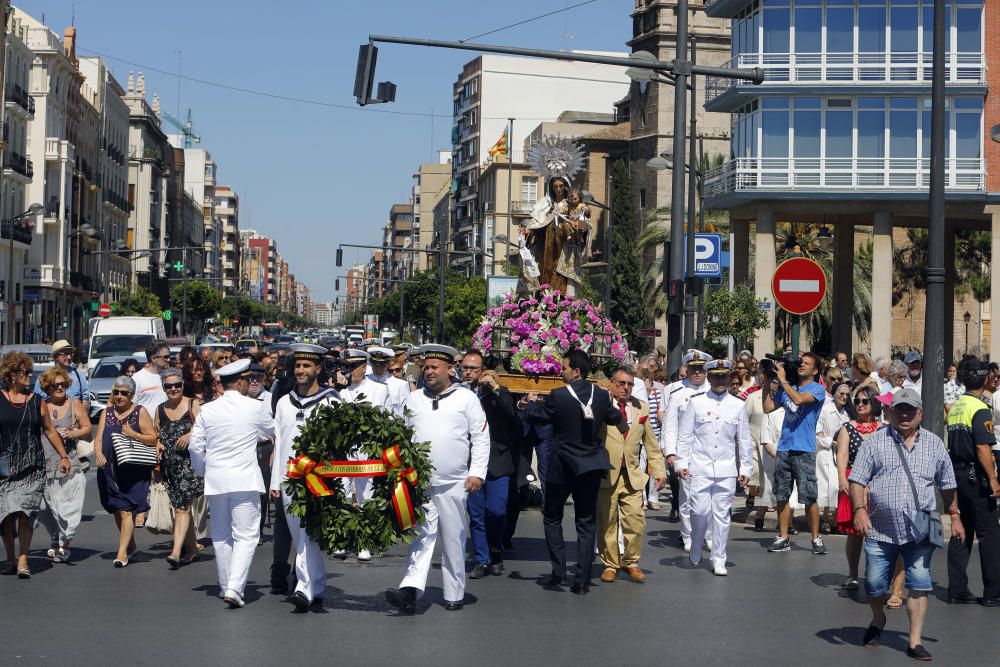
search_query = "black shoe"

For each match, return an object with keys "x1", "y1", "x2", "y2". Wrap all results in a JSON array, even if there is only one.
[
  {"x1": 488, "y1": 561, "x2": 504, "y2": 576},
  {"x1": 289, "y1": 591, "x2": 311, "y2": 612},
  {"x1": 948, "y1": 591, "x2": 979, "y2": 604},
  {"x1": 570, "y1": 583, "x2": 590, "y2": 595},
  {"x1": 788, "y1": 525, "x2": 799, "y2": 536},
  {"x1": 469, "y1": 563, "x2": 489, "y2": 579},
  {"x1": 270, "y1": 563, "x2": 291, "y2": 594},
  {"x1": 981, "y1": 598, "x2": 1000, "y2": 607},
  {"x1": 906, "y1": 644, "x2": 932, "y2": 661},
  {"x1": 539, "y1": 573, "x2": 565, "y2": 587},
  {"x1": 501, "y1": 540, "x2": 514, "y2": 550},
  {"x1": 863, "y1": 623, "x2": 884, "y2": 647},
  {"x1": 385, "y1": 586, "x2": 416, "y2": 614},
  {"x1": 668, "y1": 509, "x2": 679, "y2": 522},
  {"x1": 166, "y1": 555, "x2": 181, "y2": 570},
  {"x1": 444, "y1": 600, "x2": 464, "y2": 611},
  {"x1": 820, "y1": 521, "x2": 832, "y2": 535},
  {"x1": 754, "y1": 518, "x2": 765, "y2": 532}
]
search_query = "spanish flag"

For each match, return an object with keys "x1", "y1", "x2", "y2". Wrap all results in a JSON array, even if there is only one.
[{"x1": 488, "y1": 129, "x2": 508, "y2": 156}]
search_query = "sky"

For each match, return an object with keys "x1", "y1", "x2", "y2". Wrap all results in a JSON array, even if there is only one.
[{"x1": 20, "y1": 0, "x2": 632, "y2": 302}]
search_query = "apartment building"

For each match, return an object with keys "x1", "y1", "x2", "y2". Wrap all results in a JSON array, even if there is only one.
[
  {"x1": 410, "y1": 155, "x2": 451, "y2": 273},
  {"x1": 214, "y1": 185, "x2": 239, "y2": 294}
]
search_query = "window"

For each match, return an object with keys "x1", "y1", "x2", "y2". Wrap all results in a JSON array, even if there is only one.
[
  {"x1": 793, "y1": 99, "x2": 820, "y2": 158},
  {"x1": 857, "y1": 97, "x2": 886, "y2": 158},
  {"x1": 793, "y1": 7, "x2": 821, "y2": 54},
  {"x1": 890, "y1": 98, "x2": 918, "y2": 158},
  {"x1": 825, "y1": 100, "x2": 853, "y2": 158},
  {"x1": 762, "y1": 97, "x2": 789, "y2": 158},
  {"x1": 763, "y1": 4, "x2": 790, "y2": 54},
  {"x1": 639, "y1": 189, "x2": 646, "y2": 208},
  {"x1": 956, "y1": 5, "x2": 982, "y2": 53},
  {"x1": 858, "y1": 6, "x2": 886, "y2": 53},
  {"x1": 826, "y1": 5, "x2": 854, "y2": 53},
  {"x1": 891, "y1": 6, "x2": 918, "y2": 53},
  {"x1": 520, "y1": 179, "x2": 537, "y2": 202}
]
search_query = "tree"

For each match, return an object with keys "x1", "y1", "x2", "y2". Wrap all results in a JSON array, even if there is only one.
[
  {"x1": 704, "y1": 284, "x2": 769, "y2": 352},
  {"x1": 608, "y1": 159, "x2": 650, "y2": 354},
  {"x1": 170, "y1": 281, "x2": 221, "y2": 334},
  {"x1": 893, "y1": 227, "x2": 990, "y2": 310},
  {"x1": 116, "y1": 285, "x2": 162, "y2": 317},
  {"x1": 444, "y1": 274, "x2": 486, "y2": 347}
]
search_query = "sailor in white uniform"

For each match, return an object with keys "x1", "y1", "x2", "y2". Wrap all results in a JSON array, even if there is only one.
[
  {"x1": 676, "y1": 360, "x2": 753, "y2": 576},
  {"x1": 270, "y1": 344, "x2": 341, "y2": 611},
  {"x1": 189, "y1": 359, "x2": 276, "y2": 608},
  {"x1": 385, "y1": 344, "x2": 490, "y2": 614},
  {"x1": 662, "y1": 349, "x2": 713, "y2": 553},
  {"x1": 366, "y1": 345, "x2": 410, "y2": 417}
]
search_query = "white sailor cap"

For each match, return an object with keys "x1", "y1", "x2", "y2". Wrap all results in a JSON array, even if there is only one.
[
  {"x1": 705, "y1": 359, "x2": 734, "y2": 375},
  {"x1": 682, "y1": 349, "x2": 714, "y2": 367},
  {"x1": 368, "y1": 346, "x2": 395, "y2": 362},
  {"x1": 216, "y1": 358, "x2": 252, "y2": 380},
  {"x1": 421, "y1": 344, "x2": 459, "y2": 363},
  {"x1": 361, "y1": 338, "x2": 381, "y2": 350},
  {"x1": 290, "y1": 343, "x2": 327, "y2": 363},
  {"x1": 342, "y1": 349, "x2": 370, "y2": 365}
]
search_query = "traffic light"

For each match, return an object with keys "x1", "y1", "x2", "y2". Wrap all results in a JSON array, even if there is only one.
[
  {"x1": 353, "y1": 43, "x2": 396, "y2": 106},
  {"x1": 335, "y1": 278, "x2": 340, "y2": 291},
  {"x1": 336, "y1": 248, "x2": 343, "y2": 267}
]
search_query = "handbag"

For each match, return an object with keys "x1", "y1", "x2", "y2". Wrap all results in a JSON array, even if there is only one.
[
  {"x1": 145, "y1": 482, "x2": 174, "y2": 535},
  {"x1": 111, "y1": 432, "x2": 158, "y2": 467},
  {"x1": 75, "y1": 439, "x2": 94, "y2": 459},
  {"x1": 893, "y1": 433, "x2": 945, "y2": 549}
]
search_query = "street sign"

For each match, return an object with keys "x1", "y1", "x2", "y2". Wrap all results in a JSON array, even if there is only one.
[
  {"x1": 163, "y1": 309, "x2": 172, "y2": 321},
  {"x1": 98, "y1": 303, "x2": 112, "y2": 318},
  {"x1": 684, "y1": 234, "x2": 723, "y2": 278},
  {"x1": 638, "y1": 328, "x2": 662, "y2": 337},
  {"x1": 771, "y1": 257, "x2": 827, "y2": 315}
]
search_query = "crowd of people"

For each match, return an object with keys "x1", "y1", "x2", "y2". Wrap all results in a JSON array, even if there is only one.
[{"x1": 1, "y1": 334, "x2": 998, "y2": 659}]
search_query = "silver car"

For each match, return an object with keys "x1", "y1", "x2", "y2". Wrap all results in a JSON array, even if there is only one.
[{"x1": 89, "y1": 354, "x2": 147, "y2": 419}]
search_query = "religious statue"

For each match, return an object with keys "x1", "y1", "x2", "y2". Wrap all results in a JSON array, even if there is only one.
[{"x1": 518, "y1": 136, "x2": 591, "y2": 296}]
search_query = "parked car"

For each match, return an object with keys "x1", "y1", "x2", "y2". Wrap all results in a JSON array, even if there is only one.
[
  {"x1": 88, "y1": 354, "x2": 146, "y2": 418},
  {"x1": 86, "y1": 316, "x2": 166, "y2": 374}
]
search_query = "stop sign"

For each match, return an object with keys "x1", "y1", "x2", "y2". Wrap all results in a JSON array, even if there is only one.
[
  {"x1": 98, "y1": 303, "x2": 112, "y2": 318},
  {"x1": 771, "y1": 258, "x2": 827, "y2": 315}
]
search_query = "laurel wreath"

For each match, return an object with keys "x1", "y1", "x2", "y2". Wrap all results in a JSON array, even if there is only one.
[{"x1": 284, "y1": 401, "x2": 432, "y2": 556}]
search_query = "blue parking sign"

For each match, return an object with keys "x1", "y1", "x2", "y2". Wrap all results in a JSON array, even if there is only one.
[{"x1": 683, "y1": 234, "x2": 723, "y2": 278}]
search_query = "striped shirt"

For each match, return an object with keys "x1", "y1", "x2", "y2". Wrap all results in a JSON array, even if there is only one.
[
  {"x1": 648, "y1": 385, "x2": 662, "y2": 440},
  {"x1": 848, "y1": 426, "x2": 956, "y2": 545}
]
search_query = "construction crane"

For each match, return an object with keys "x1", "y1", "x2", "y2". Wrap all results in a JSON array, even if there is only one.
[{"x1": 162, "y1": 109, "x2": 201, "y2": 148}]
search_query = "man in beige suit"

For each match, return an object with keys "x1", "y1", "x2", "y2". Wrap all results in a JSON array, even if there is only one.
[{"x1": 597, "y1": 366, "x2": 667, "y2": 583}]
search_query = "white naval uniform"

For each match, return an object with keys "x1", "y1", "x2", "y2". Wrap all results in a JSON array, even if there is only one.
[
  {"x1": 271, "y1": 387, "x2": 340, "y2": 604},
  {"x1": 399, "y1": 386, "x2": 490, "y2": 603},
  {"x1": 366, "y1": 371, "x2": 410, "y2": 417},
  {"x1": 661, "y1": 379, "x2": 710, "y2": 540},
  {"x1": 189, "y1": 390, "x2": 276, "y2": 597},
  {"x1": 815, "y1": 399, "x2": 848, "y2": 510},
  {"x1": 339, "y1": 378, "x2": 390, "y2": 502},
  {"x1": 676, "y1": 389, "x2": 752, "y2": 568}
]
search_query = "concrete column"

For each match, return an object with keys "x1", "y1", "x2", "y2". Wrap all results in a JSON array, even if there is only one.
[
  {"x1": 731, "y1": 219, "x2": 750, "y2": 288},
  {"x1": 832, "y1": 222, "x2": 855, "y2": 356},
  {"x1": 870, "y1": 212, "x2": 893, "y2": 360},
  {"x1": 943, "y1": 222, "x2": 955, "y2": 367},
  {"x1": 754, "y1": 206, "x2": 776, "y2": 359},
  {"x1": 992, "y1": 208, "x2": 1000, "y2": 363}
]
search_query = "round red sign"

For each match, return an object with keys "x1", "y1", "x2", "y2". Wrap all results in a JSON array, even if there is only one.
[
  {"x1": 98, "y1": 303, "x2": 112, "y2": 318},
  {"x1": 771, "y1": 257, "x2": 827, "y2": 315}
]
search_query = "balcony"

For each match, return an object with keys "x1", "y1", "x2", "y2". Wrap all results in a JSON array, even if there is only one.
[
  {"x1": 705, "y1": 0, "x2": 753, "y2": 19},
  {"x1": 45, "y1": 138, "x2": 74, "y2": 163},
  {"x1": 0, "y1": 220, "x2": 33, "y2": 245},
  {"x1": 511, "y1": 200, "x2": 536, "y2": 216},
  {"x1": 705, "y1": 51, "x2": 987, "y2": 112},
  {"x1": 5, "y1": 84, "x2": 34, "y2": 117},
  {"x1": 703, "y1": 157, "x2": 985, "y2": 205},
  {"x1": 3, "y1": 152, "x2": 33, "y2": 180}
]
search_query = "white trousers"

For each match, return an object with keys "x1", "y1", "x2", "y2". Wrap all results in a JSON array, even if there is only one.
[
  {"x1": 679, "y1": 474, "x2": 692, "y2": 539},
  {"x1": 688, "y1": 476, "x2": 736, "y2": 567},
  {"x1": 342, "y1": 450, "x2": 375, "y2": 503},
  {"x1": 208, "y1": 491, "x2": 260, "y2": 596},
  {"x1": 400, "y1": 482, "x2": 468, "y2": 603},
  {"x1": 815, "y1": 447, "x2": 839, "y2": 510},
  {"x1": 282, "y1": 492, "x2": 326, "y2": 602},
  {"x1": 37, "y1": 472, "x2": 87, "y2": 545}
]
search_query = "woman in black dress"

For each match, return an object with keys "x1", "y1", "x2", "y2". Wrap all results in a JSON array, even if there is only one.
[{"x1": 0, "y1": 352, "x2": 71, "y2": 578}]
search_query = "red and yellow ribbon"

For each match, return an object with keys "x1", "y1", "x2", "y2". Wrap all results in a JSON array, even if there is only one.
[{"x1": 286, "y1": 445, "x2": 420, "y2": 530}]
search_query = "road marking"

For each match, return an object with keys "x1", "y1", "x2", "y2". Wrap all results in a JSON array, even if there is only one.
[{"x1": 778, "y1": 279, "x2": 820, "y2": 293}]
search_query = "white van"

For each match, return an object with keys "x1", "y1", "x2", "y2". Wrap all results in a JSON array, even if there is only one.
[{"x1": 86, "y1": 316, "x2": 166, "y2": 374}]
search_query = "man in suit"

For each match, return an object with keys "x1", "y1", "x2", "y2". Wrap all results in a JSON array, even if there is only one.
[
  {"x1": 462, "y1": 350, "x2": 519, "y2": 578},
  {"x1": 189, "y1": 359, "x2": 276, "y2": 609},
  {"x1": 597, "y1": 366, "x2": 667, "y2": 583},
  {"x1": 524, "y1": 349, "x2": 623, "y2": 594}
]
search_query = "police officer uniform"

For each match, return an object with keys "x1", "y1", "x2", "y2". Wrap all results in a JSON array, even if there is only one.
[
  {"x1": 945, "y1": 360, "x2": 1000, "y2": 604},
  {"x1": 366, "y1": 345, "x2": 410, "y2": 417},
  {"x1": 676, "y1": 360, "x2": 752, "y2": 575},
  {"x1": 270, "y1": 344, "x2": 341, "y2": 609},
  {"x1": 661, "y1": 350, "x2": 713, "y2": 552},
  {"x1": 189, "y1": 359, "x2": 276, "y2": 608}
]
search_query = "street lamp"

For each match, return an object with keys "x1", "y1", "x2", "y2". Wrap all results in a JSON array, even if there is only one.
[
  {"x1": 6, "y1": 202, "x2": 43, "y2": 344},
  {"x1": 963, "y1": 310, "x2": 972, "y2": 354}
]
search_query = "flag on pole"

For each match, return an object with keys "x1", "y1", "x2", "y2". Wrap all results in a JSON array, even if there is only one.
[{"x1": 488, "y1": 129, "x2": 508, "y2": 156}]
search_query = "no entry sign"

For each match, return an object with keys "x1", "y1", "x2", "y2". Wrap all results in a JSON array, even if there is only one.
[
  {"x1": 98, "y1": 303, "x2": 112, "y2": 318},
  {"x1": 771, "y1": 257, "x2": 827, "y2": 315}
]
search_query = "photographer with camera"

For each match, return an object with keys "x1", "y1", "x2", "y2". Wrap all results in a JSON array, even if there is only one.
[{"x1": 762, "y1": 352, "x2": 828, "y2": 554}]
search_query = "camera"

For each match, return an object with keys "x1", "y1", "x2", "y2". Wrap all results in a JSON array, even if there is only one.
[{"x1": 760, "y1": 353, "x2": 802, "y2": 380}]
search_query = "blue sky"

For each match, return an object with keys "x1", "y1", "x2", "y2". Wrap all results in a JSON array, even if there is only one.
[{"x1": 24, "y1": 0, "x2": 631, "y2": 301}]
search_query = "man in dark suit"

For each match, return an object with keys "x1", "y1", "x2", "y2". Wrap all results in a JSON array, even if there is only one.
[
  {"x1": 462, "y1": 350, "x2": 519, "y2": 578},
  {"x1": 524, "y1": 350, "x2": 623, "y2": 594}
]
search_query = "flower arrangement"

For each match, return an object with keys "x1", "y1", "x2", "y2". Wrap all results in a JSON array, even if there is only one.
[{"x1": 472, "y1": 287, "x2": 630, "y2": 376}]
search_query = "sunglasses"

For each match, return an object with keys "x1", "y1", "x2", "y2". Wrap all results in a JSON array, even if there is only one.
[
  {"x1": 163, "y1": 382, "x2": 183, "y2": 390},
  {"x1": 111, "y1": 389, "x2": 131, "y2": 397},
  {"x1": 50, "y1": 382, "x2": 70, "y2": 390},
  {"x1": 389, "y1": 368, "x2": 404, "y2": 374},
  {"x1": 249, "y1": 375, "x2": 263, "y2": 383},
  {"x1": 853, "y1": 398, "x2": 871, "y2": 406}
]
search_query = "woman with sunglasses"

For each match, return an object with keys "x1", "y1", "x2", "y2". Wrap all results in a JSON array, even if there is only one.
[
  {"x1": 94, "y1": 375, "x2": 159, "y2": 567},
  {"x1": 182, "y1": 357, "x2": 213, "y2": 405},
  {"x1": 816, "y1": 381, "x2": 851, "y2": 535},
  {"x1": 0, "y1": 352, "x2": 72, "y2": 578},
  {"x1": 37, "y1": 367, "x2": 93, "y2": 563},
  {"x1": 835, "y1": 384, "x2": 883, "y2": 591},
  {"x1": 156, "y1": 368, "x2": 203, "y2": 568}
]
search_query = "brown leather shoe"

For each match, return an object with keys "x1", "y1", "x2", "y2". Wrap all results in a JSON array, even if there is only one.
[
  {"x1": 600, "y1": 567, "x2": 617, "y2": 583},
  {"x1": 625, "y1": 565, "x2": 646, "y2": 582}
]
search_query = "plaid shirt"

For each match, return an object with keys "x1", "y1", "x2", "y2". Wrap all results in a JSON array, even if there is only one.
[{"x1": 848, "y1": 426, "x2": 956, "y2": 545}]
